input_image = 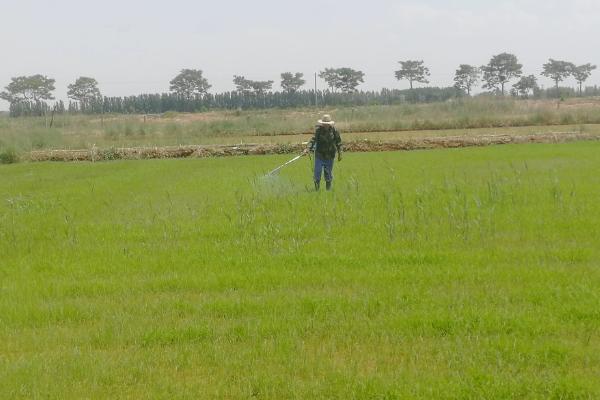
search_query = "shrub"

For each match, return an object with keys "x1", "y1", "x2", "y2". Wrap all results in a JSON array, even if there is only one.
[{"x1": 0, "y1": 148, "x2": 19, "y2": 164}]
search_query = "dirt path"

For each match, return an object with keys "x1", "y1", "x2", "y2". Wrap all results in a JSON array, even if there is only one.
[{"x1": 28, "y1": 131, "x2": 600, "y2": 162}]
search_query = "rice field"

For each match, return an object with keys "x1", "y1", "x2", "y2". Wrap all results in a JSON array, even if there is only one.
[{"x1": 1, "y1": 142, "x2": 600, "y2": 398}]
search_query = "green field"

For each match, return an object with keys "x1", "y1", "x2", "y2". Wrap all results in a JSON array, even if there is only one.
[{"x1": 2, "y1": 143, "x2": 600, "y2": 398}]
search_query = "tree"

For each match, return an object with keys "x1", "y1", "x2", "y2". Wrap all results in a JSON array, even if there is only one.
[
  {"x1": 572, "y1": 63, "x2": 597, "y2": 96},
  {"x1": 249, "y1": 80, "x2": 274, "y2": 95},
  {"x1": 453, "y1": 64, "x2": 480, "y2": 95},
  {"x1": 318, "y1": 68, "x2": 341, "y2": 91},
  {"x1": 541, "y1": 59, "x2": 574, "y2": 97},
  {"x1": 280, "y1": 72, "x2": 306, "y2": 93},
  {"x1": 169, "y1": 69, "x2": 211, "y2": 99},
  {"x1": 0, "y1": 75, "x2": 55, "y2": 103},
  {"x1": 481, "y1": 53, "x2": 523, "y2": 95},
  {"x1": 319, "y1": 67, "x2": 364, "y2": 93},
  {"x1": 233, "y1": 75, "x2": 252, "y2": 95},
  {"x1": 67, "y1": 77, "x2": 102, "y2": 103},
  {"x1": 233, "y1": 76, "x2": 273, "y2": 95},
  {"x1": 336, "y1": 68, "x2": 365, "y2": 93},
  {"x1": 512, "y1": 75, "x2": 538, "y2": 98},
  {"x1": 394, "y1": 60, "x2": 430, "y2": 90}
]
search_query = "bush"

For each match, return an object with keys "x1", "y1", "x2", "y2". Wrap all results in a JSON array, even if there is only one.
[{"x1": 0, "y1": 148, "x2": 19, "y2": 164}]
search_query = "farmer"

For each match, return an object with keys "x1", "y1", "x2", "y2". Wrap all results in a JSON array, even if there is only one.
[{"x1": 304, "y1": 114, "x2": 342, "y2": 191}]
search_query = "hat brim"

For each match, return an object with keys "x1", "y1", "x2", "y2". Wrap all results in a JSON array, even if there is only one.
[{"x1": 318, "y1": 120, "x2": 335, "y2": 125}]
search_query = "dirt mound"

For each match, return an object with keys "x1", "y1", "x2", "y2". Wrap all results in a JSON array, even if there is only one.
[{"x1": 28, "y1": 132, "x2": 600, "y2": 162}]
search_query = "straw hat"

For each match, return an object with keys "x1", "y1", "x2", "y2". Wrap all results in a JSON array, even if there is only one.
[{"x1": 318, "y1": 114, "x2": 335, "y2": 126}]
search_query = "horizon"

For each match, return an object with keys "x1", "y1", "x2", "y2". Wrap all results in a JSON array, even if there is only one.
[{"x1": 1, "y1": 0, "x2": 599, "y2": 111}]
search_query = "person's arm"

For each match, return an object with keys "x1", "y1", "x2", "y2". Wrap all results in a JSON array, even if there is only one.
[
  {"x1": 334, "y1": 128, "x2": 342, "y2": 161},
  {"x1": 305, "y1": 128, "x2": 318, "y2": 154}
]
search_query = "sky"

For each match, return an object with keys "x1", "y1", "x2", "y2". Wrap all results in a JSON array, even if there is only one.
[{"x1": 1, "y1": 0, "x2": 599, "y2": 110}]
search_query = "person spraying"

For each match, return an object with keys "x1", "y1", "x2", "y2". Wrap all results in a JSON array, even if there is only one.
[{"x1": 304, "y1": 114, "x2": 342, "y2": 191}]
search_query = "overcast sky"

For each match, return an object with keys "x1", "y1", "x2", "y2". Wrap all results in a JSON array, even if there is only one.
[{"x1": 1, "y1": 0, "x2": 599, "y2": 110}]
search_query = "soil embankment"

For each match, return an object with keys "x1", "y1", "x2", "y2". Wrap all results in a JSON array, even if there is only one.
[{"x1": 28, "y1": 132, "x2": 600, "y2": 162}]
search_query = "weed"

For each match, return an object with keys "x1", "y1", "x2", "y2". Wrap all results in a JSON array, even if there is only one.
[{"x1": 0, "y1": 148, "x2": 18, "y2": 164}]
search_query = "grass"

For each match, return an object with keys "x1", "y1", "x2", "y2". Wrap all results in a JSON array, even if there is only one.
[
  {"x1": 2, "y1": 97, "x2": 600, "y2": 157},
  {"x1": 1, "y1": 142, "x2": 600, "y2": 398}
]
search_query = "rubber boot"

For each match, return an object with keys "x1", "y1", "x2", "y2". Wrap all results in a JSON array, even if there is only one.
[
  {"x1": 314, "y1": 181, "x2": 320, "y2": 191},
  {"x1": 326, "y1": 181, "x2": 332, "y2": 191}
]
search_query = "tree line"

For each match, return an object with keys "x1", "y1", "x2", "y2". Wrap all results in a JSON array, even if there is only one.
[
  {"x1": 1, "y1": 53, "x2": 597, "y2": 117},
  {"x1": 7, "y1": 88, "x2": 464, "y2": 117}
]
